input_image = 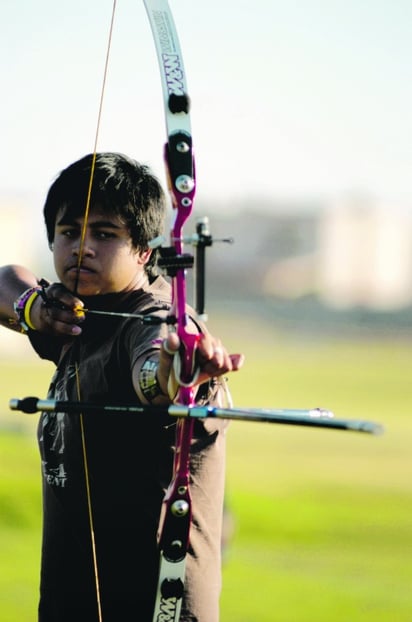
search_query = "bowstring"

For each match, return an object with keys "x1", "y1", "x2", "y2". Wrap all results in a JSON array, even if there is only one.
[
  {"x1": 76, "y1": 369, "x2": 103, "y2": 622},
  {"x1": 74, "y1": 2, "x2": 118, "y2": 620},
  {"x1": 74, "y1": 0, "x2": 118, "y2": 293}
]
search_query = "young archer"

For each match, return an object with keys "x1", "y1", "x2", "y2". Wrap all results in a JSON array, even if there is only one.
[{"x1": 0, "y1": 152, "x2": 243, "y2": 622}]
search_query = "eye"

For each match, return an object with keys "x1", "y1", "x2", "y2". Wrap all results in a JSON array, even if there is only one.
[
  {"x1": 94, "y1": 230, "x2": 116, "y2": 240},
  {"x1": 60, "y1": 227, "x2": 79, "y2": 239}
]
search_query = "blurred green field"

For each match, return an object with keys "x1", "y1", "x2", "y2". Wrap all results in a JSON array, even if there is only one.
[{"x1": 0, "y1": 320, "x2": 411, "y2": 621}]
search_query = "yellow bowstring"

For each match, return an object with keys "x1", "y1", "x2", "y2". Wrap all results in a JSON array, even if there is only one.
[
  {"x1": 75, "y1": 3, "x2": 118, "y2": 621},
  {"x1": 76, "y1": 367, "x2": 103, "y2": 622},
  {"x1": 75, "y1": 0, "x2": 118, "y2": 294}
]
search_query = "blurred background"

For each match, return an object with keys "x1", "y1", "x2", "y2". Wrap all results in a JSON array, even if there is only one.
[
  {"x1": 1, "y1": 1, "x2": 411, "y2": 620},
  {"x1": 1, "y1": 0, "x2": 412, "y2": 342}
]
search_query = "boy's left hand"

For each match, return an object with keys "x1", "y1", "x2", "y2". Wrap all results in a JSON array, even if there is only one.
[{"x1": 157, "y1": 332, "x2": 244, "y2": 399}]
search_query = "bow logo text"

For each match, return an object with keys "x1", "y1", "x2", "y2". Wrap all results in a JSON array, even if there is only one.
[{"x1": 162, "y1": 54, "x2": 185, "y2": 96}]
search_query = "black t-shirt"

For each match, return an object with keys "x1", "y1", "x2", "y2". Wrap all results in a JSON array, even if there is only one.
[{"x1": 31, "y1": 277, "x2": 227, "y2": 622}]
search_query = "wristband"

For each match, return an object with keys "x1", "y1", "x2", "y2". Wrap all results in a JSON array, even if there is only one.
[
  {"x1": 13, "y1": 286, "x2": 42, "y2": 332},
  {"x1": 23, "y1": 290, "x2": 40, "y2": 330}
]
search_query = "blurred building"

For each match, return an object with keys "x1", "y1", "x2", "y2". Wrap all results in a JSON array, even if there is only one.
[
  {"x1": 205, "y1": 195, "x2": 412, "y2": 312},
  {"x1": 317, "y1": 197, "x2": 412, "y2": 310}
]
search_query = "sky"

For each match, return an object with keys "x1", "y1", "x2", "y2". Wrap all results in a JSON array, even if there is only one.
[{"x1": 1, "y1": 0, "x2": 412, "y2": 216}]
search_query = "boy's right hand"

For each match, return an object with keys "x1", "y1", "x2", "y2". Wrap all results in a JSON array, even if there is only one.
[{"x1": 31, "y1": 283, "x2": 85, "y2": 336}]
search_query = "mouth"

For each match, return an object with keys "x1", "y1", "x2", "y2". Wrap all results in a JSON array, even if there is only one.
[{"x1": 66, "y1": 263, "x2": 96, "y2": 275}]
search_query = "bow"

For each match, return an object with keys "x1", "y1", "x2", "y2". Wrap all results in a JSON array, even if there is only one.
[
  {"x1": 143, "y1": 2, "x2": 202, "y2": 618},
  {"x1": 139, "y1": 5, "x2": 383, "y2": 619}
]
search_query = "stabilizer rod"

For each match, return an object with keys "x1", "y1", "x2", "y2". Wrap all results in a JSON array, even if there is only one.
[{"x1": 10, "y1": 397, "x2": 383, "y2": 435}]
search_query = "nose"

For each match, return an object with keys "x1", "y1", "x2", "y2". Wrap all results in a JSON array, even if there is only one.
[{"x1": 72, "y1": 235, "x2": 95, "y2": 258}]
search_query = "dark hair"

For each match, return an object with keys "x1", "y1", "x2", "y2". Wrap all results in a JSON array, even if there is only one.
[{"x1": 43, "y1": 152, "x2": 167, "y2": 277}]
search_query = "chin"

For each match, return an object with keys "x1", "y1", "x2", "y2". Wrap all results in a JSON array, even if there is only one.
[
  {"x1": 61, "y1": 278, "x2": 100, "y2": 297},
  {"x1": 75, "y1": 284, "x2": 103, "y2": 297}
]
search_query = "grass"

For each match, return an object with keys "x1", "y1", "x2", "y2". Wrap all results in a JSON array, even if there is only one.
[
  {"x1": 0, "y1": 432, "x2": 41, "y2": 619},
  {"x1": 0, "y1": 321, "x2": 411, "y2": 620}
]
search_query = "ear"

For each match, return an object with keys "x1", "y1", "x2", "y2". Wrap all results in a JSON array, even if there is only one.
[{"x1": 137, "y1": 248, "x2": 152, "y2": 265}]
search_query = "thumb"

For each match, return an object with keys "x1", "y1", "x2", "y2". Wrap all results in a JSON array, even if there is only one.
[{"x1": 157, "y1": 333, "x2": 180, "y2": 399}]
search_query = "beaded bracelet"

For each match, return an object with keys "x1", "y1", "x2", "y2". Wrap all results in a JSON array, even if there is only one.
[{"x1": 13, "y1": 286, "x2": 42, "y2": 332}]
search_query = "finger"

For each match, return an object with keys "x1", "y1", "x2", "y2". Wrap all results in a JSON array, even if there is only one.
[
  {"x1": 211, "y1": 345, "x2": 225, "y2": 365},
  {"x1": 40, "y1": 302, "x2": 83, "y2": 336},
  {"x1": 196, "y1": 335, "x2": 227, "y2": 367},
  {"x1": 41, "y1": 283, "x2": 86, "y2": 332},
  {"x1": 43, "y1": 284, "x2": 84, "y2": 312},
  {"x1": 157, "y1": 334, "x2": 180, "y2": 397},
  {"x1": 196, "y1": 348, "x2": 245, "y2": 383},
  {"x1": 45, "y1": 303, "x2": 85, "y2": 328},
  {"x1": 197, "y1": 335, "x2": 228, "y2": 368},
  {"x1": 228, "y1": 353, "x2": 245, "y2": 371},
  {"x1": 162, "y1": 332, "x2": 180, "y2": 356}
]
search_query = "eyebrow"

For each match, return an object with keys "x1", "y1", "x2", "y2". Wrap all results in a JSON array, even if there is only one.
[{"x1": 56, "y1": 216, "x2": 123, "y2": 230}]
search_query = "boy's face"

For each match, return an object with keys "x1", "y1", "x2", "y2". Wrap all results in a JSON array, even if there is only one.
[{"x1": 52, "y1": 204, "x2": 151, "y2": 296}]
